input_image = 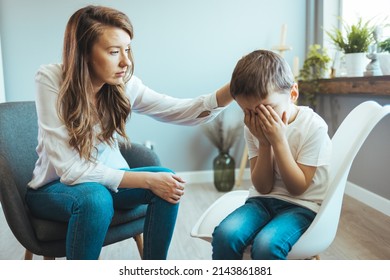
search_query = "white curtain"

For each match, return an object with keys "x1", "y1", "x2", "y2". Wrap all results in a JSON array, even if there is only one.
[{"x1": 0, "y1": 35, "x2": 5, "y2": 103}]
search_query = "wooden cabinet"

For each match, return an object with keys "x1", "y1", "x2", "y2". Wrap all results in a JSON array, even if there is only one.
[{"x1": 299, "y1": 75, "x2": 390, "y2": 96}]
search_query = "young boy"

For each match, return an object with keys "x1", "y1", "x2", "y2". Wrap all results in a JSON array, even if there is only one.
[{"x1": 211, "y1": 50, "x2": 332, "y2": 260}]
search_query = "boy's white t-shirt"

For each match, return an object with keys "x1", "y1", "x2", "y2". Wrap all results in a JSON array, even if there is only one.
[{"x1": 245, "y1": 106, "x2": 332, "y2": 213}]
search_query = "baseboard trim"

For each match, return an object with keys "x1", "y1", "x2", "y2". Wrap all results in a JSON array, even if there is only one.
[
  {"x1": 177, "y1": 169, "x2": 389, "y2": 216},
  {"x1": 345, "y1": 181, "x2": 390, "y2": 216}
]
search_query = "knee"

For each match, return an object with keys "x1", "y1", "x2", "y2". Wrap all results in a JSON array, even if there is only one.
[
  {"x1": 131, "y1": 166, "x2": 175, "y2": 174},
  {"x1": 150, "y1": 193, "x2": 180, "y2": 214},
  {"x1": 212, "y1": 222, "x2": 241, "y2": 249},
  {"x1": 152, "y1": 166, "x2": 175, "y2": 174},
  {"x1": 212, "y1": 224, "x2": 232, "y2": 244},
  {"x1": 212, "y1": 222, "x2": 248, "y2": 260},
  {"x1": 251, "y1": 235, "x2": 288, "y2": 260}
]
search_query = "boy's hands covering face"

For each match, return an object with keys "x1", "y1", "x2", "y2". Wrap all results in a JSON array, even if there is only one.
[
  {"x1": 244, "y1": 108, "x2": 269, "y2": 147},
  {"x1": 245, "y1": 105, "x2": 288, "y2": 146}
]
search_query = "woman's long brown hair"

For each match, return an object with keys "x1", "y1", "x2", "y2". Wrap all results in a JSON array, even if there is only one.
[{"x1": 58, "y1": 5, "x2": 134, "y2": 161}]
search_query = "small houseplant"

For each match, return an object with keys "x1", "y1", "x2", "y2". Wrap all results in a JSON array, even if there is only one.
[
  {"x1": 298, "y1": 44, "x2": 331, "y2": 110},
  {"x1": 378, "y1": 37, "x2": 390, "y2": 75},
  {"x1": 379, "y1": 37, "x2": 390, "y2": 52},
  {"x1": 326, "y1": 17, "x2": 374, "y2": 53},
  {"x1": 202, "y1": 112, "x2": 242, "y2": 192},
  {"x1": 326, "y1": 17, "x2": 374, "y2": 76}
]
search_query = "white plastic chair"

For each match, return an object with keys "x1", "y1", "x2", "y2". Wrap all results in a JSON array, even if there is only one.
[{"x1": 191, "y1": 101, "x2": 390, "y2": 259}]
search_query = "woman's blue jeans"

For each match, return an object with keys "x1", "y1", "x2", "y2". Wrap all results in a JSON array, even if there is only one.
[
  {"x1": 25, "y1": 167, "x2": 179, "y2": 260},
  {"x1": 211, "y1": 197, "x2": 316, "y2": 260}
]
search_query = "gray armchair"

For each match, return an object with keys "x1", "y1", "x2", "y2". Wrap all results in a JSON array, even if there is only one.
[{"x1": 0, "y1": 101, "x2": 161, "y2": 259}]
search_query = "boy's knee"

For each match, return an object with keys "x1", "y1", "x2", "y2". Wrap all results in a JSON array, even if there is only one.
[
  {"x1": 251, "y1": 236, "x2": 287, "y2": 260},
  {"x1": 212, "y1": 223, "x2": 239, "y2": 246}
]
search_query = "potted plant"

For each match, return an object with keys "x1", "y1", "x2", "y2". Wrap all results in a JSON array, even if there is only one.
[
  {"x1": 379, "y1": 37, "x2": 390, "y2": 52},
  {"x1": 298, "y1": 44, "x2": 331, "y2": 110},
  {"x1": 202, "y1": 112, "x2": 242, "y2": 192},
  {"x1": 326, "y1": 17, "x2": 374, "y2": 77},
  {"x1": 378, "y1": 37, "x2": 390, "y2": 75}
]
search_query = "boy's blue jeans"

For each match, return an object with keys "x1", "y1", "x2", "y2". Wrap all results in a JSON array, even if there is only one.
[
  {"x1": 211, "y1": 197, "x2": 316, "y2": 260},
  {"x1": 25, "y1": 167, "x2": 178, "y2": 260}
]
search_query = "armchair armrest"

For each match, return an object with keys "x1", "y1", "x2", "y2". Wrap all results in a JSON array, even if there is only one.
[{"x1": 119, "y1": 143, "x2": 161, "y2": 168}]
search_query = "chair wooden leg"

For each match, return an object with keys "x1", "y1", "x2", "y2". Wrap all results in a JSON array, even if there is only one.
[
  {"x1": 24, "y1": 249, "x2": 33, "y2": 260},
  {"x1": 305, "y1": 255, "x2": 320, "y2": 260},
  {"x1": 236, "y1": 144, "x2": 248, "y2": 187},
  {"x1": 134, "y1": 234, "x2": 144, "y2": 259},
  {"x1": 43, "y1": 256, "x2": 55, "y2": 260}
]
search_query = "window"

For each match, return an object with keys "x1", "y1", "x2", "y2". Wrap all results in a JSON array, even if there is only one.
[{"x1": 342, "y1": 0, "x2": 390, "y2": 40}]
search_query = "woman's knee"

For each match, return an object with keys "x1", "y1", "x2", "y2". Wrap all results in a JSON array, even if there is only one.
[{"x1": 128, "y1": 166, "x2": 175, "y2": 174}]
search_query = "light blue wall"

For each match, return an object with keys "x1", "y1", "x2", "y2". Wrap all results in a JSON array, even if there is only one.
[
  {"x1": 0, "y1": 0, "x2": 307, "y2": 172},
  {"x1": 317, "y1": 95, "x2": 390, "y2": 200}
]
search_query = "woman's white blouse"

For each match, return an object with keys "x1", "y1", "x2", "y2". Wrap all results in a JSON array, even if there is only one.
[{"x1": 28, "y1": 64, "x2": 223, "y2": 192}]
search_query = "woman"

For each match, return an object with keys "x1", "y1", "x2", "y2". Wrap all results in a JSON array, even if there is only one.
[{"x1": 26, "y1": 5, "x2": 232, "y2": 260}]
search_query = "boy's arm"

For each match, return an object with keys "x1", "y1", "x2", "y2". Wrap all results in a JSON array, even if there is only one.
[
  {"x1": 258, "y1": 104, "x2": 316, "y2": 195},
  {"x1": 249, "y1": 145, "x2": 274, "y2": 194},
  {"x1": 272, "y1": 138, "x2": 317, "y2": 195},
  {"x1": 249, "y1": 130, "x2": 316, "y2": 196}
]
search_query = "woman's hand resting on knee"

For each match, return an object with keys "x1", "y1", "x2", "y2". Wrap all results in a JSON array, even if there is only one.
[
  {"x1": 145, "y1": 172, "x2": 185, "y2": 204},
  {"x1": 119, "y1": 172, "x2": 186, "y2": 204}
]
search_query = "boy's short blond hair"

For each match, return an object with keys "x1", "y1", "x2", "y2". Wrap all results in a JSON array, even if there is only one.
[{"x1": 230, "y1": 50, "x2": 295, "y2": 99}]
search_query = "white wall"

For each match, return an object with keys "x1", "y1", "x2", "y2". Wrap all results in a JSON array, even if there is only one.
[{"x1": 0, "y1": 0, "x2": 307, "y2": 172}]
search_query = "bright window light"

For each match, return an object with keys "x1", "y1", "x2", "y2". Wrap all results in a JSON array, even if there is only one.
[{"x1": 342, "y1": 0, "x2": 390, "y2": 40}]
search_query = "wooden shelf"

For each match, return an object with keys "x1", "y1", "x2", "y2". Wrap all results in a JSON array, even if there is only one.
[{"x1": 299, "y1": 75, "x2": 390, "y2": 96}]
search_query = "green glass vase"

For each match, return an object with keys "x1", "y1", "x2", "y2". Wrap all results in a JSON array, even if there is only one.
[{"x1": 213, "y1": 151, "x2": 235, "y2": 192}]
